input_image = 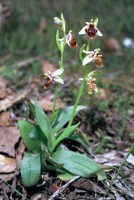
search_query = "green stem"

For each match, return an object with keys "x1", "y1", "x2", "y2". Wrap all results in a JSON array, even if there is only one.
[
  {"x1": 103, "y1": 143, "x2": 134, "y2": 200},
  {"x1": 68, "y1": 67, "x2": 87, "y2": 127},
  {"x1": 51, "y1": 35, "x2": 65, "y2": 121},
  {"x1": 67, "y1": 39, "x2": 90, "y2": 127},
  {"x1": 60, "y1": 49, "x2": 64, "y2": 73},
  {"x1": 51, "y1": 84, "x2": 59, "y2": 120},
  {"x1": 86, "y1": 39, "x2": 90, "y2": 51}
]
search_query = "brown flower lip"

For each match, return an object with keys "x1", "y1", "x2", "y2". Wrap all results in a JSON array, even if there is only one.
[
  {"x1": 88, "y1": 81, "x2": 95, "y2": 94},
  {"x1": 79, "y1": 19, "x2": 103, "y2": 39},
  {"x1": 93, "y1": 54, "x2": 103, "y2": 68},
  {"x1": 86, "y1": 77, "x2": 98, "y2": 94},
  {"x1": 69, "y1": 37, "x2": 77, "y2": 48},
  {"x1": 66, "y1": 31, "x2": 78, "y2": 48},
  {"x1": 85, "y1": 22, "x2": 97, "y2": 39},
  {"x1": 44, "y1": 77, "x2": 54, "y2": 89}
]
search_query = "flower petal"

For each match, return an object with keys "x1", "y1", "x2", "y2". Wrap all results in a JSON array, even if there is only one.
[
  {"x1": 53, "y1": 76, "x2": 64, "y2": 84},
  {"x1": 79, "y1": 25, "x2": 87, "y2": 35},
  {"x1": 96, "y1": 29, "x2": 103, "y2": 36},
  {"x1": 83, "y1": 50, "x2": 94, "y2": 54},
  {"x1": 52, "y1": 69, "x2": 64, "y2": 76},
  {"x1": 82, "y1": 55, "x2": 94, "y2": 66},
  {"x1": 66, "y1": 34, "x2": 71, "y2": 46}
]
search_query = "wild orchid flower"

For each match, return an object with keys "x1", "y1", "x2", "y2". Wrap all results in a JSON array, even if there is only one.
[
  {"x1": 86, "y1": 76, "x2": 98, "y2": 95},
  {"x1": 82, "y1": 49, "x2": 103, "y2": 67},
  {"x1": 44, "y1": 69, "x2": 64, "y2": 89},
  {"x1": 66, "y1": 31, "x2": 78, "y2": 48},
  {"x1": 79, "y1": 18, "x2": 102, "y2": 39},
  {"x1": 59, "y1": 31, "x2": 78, "y2": 48}
]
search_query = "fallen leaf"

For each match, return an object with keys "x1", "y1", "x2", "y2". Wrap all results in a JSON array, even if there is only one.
[
  {"x1": 11, "y1": 55, "x2": 43, "y2": 69},
  {"x1": 126, "y1": 153, "x2": 134, "y2": 165},
  {"x1": 30, "y1": 193, "x2": 48, "y2": 200},
  {"x1": 0, "y1": 173, "x2": 15, "y2": 182},
  {"x1": 16, "y1": 140, "x2": 25, "y2": 167},
  {"x1": 128, "y1": 172, "x2": 134, "y2": 183},
  {"x1": 113, "y1": 189, "x2": 126, "y2": 200},
  {"x1": 0, "y1": 88, "x2": 8, "y2": 99},
  {"x1": 0, "y1": 88, "x2": 31, "y2": 112},
  {"x1": 39, "y1": 98, "x2": 65, "y2": 111},
  {"x1": 72, "y1": 178, "x2": 115, "y2": 199},
  {"x1": 0, "y1": 76, "x2": 7, "y2": 89},
  {"x1": 111, "y1": 174, "x2": 134, "y2": 198},
  {"x1": 94, "y1": 151, "x2": 122, "y2": 167},
  {"x1": 0, "y1": 127, "x2": 20, "y2": 157},
  {"x1": 0, "y1": 76, "x2": 9, "y2": 99},
  {"x1": 0, "y1": 154, "x2": 16, "y2": 173},
  {"x1": 0, "y1": 112, "x2": 11, "y2": 127}
]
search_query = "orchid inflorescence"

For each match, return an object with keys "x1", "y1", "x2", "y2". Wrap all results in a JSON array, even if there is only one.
[{"x1": 45, "y1": 15, "x2": 103, "y2": 96}]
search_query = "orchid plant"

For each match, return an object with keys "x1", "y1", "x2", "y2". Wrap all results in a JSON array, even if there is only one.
[{"x1": 18, "y1": 13, "x2": 106, "y2": 187}]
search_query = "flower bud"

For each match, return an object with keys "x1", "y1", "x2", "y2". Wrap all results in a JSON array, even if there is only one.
[{"x1": 54, "y1": 17, "x2": 62, "y2": 25}]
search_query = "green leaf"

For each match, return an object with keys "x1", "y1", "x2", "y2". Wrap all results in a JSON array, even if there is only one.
[
  {"x1": 57, "y1": 171, "x2": 74, "y2": 181},
  {"x1": 35, "y1": 124, "x2": 47, "y2": 145},
  {"x1": 18, "y1": 120, "x2": 42, "y2": 152},
  {"x1": 51, "y1": 123, "x2": 79, "y2": 152},
  {"x1": 52, "y1": 149, "x2": 106, "y2": 181},
  {"x1": 26, "y1": 98, "x2": 36, "y2": 117},
  {"x1": 69, "y1": 133, "x2": 93, "y2": 155},
  {"x1": 35, "y1": 100, "x2": 52, "y2": 140},
  {"x1": 54, "y1": 167, "x2": 74, "y2": 181},
  {"x1": 21, "y1": 153, "x2": 41, "y2": 187},
  {"x1": 52, "y1": 106, "x2": 86, "y2": 133}
]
